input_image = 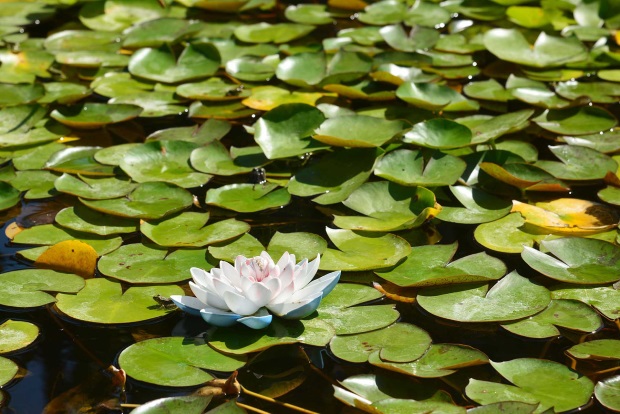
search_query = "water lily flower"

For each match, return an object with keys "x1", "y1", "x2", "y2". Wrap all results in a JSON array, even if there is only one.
[{"x1": 171, "y1": 251, "x2": 340, "y2": 329}]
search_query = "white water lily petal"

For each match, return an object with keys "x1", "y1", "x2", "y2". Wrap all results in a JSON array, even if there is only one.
[
  {"x1": 200, "y1": 306, "x2": 241, "y2": 327},
  {"x1": 212, "y1": 277, "x2": 237, "y2": 297},
  {"x1": 269, "y1": 280, "x2": 295, "y2": 304},
  {"x1": 223, "y1": 289, "x2": 261, "y2": 315},
  {"x1": 293, "y1": 256, "x2": 320, "y2": 291},
  {"x1": 221, "y1": 260, "x2": 241, "y2": 286},
  {"x1": 267, "y1": 291, "x2": 323, "y2": 318},
  {"x1": 205, "y1": 290, "x2": 230, "y2": 311},
  {"x1": 238, "y1": 308, "x2": 272, "y2": 329},
  {"x1": 276, "y1": 251, "x2": 294, "y2": 270},
  {"x1": 243, "y1": 281, "x2": 273, "y2": 308},
  {"x1": 290, "y1": 270, "x2": 340, "y2": 302},
  {"x1": 170, "y1": 295, "x2": 203, "y2": 316},
  {"x1": 190, "y1": 267, "x2": 211, "y2": 288},
  {"x1": 263, "y1": 277, "x2": 282, "y2": 300},
  {"x1": 188, "y1": 281, "x2": 210, "y2": 305}
]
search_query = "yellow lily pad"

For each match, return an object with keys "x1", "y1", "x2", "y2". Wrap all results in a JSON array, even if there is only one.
[
  {"x1": 35, "y1": 240, "x2": 98, "y2": 278},
  {"x1": 241, "y1": 86, "x2": 328, "y2": 111}
]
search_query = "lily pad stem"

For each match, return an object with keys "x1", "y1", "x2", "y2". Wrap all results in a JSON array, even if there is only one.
[
  {"x1": 236, "y1": 402, "x2": 271, "y2": 414},
  {"x1": 241, "y1": 385, "x2": 320, "y2": 414}
]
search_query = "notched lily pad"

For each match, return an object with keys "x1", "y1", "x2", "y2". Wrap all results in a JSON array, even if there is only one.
[
  {"x1": 50, "y1": 103, "x2": 142, "y2": 129},
  {"x1": 0, "y1": 269, "x2": 85, "y2": 308},
  {"x1": 375, "y1": 149, "x2": 466, "y2": 187},
  {"x1": 0, "y1": 319, "x2": 39, "y2": 353},
  {"x1": 205, "y1": 183, "x2": 291, "y2": 213}
]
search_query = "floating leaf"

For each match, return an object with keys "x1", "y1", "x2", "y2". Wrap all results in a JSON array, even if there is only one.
[
  {"x1": 55, "y1": 278, "x2": 183, "y2": 324},
  {"x1": 35, "y1": 240, "x2": 98, "y2": 278},
  {"x1": 141, "y1": 212, "x2": 249, "y2": 247},
  {"x1": 0, "y1": 320, "x2": 39, "y2": 353},
  {"x1": 234, "y1": 22, "x2": 314, "y2": 44},
  {"x1": 0, "y1": 84, "x2": 44, "y2": 106},
  {"x1": 551, "y1": 284, "x2": 620, "y2": 321},
  {"x1": 466, "y1": 358, "x2": 594, "y2": 413},
  {"x1": 567, "y1": 339, "x2": 620, "y2": 361},
  {"x1": 0, "y1": 269, "x2": 84, "y2": 308},
  {"x1": 458, "y1": 109, "x2": 534, "y2": 145},
  {"x1": 50, "y1": 103, "x2": 142, "y2": 129},
  {"x1": 285, "y1": 4, "x2": 332, "y2": 25},
  {"x1": 241, "y1": 85, "x2": 325, "y2": 111},
  {"x1": 176, "y1": 77, "x2": 249, "y2": 101},
  {"x1": 397, "y1": 82, "x2": 478, "y2": 112},
  {"x1": 369, "y1": 344, "x2": 488, "y2": 378},
  {"x1": 595, "y1": 375, "x2": 620, "y2": 411},
  {"x1": 80, "y1": 182, "x2": 193, "y2": 220},
  {"x1": 266, "y1": 231, "x2": 327, "y2": 262},
  {"x1": 437, "y1": 186, "x2": 513, "y2": 224},
  {"x1": 417, "y1": 271, "x2": 550, "y2": 322},
  {"x1": 330, "y1": 323, "x2": 431, "y2": 363},
  {"x1": 522, "y1": 238, "x2": 620, "y2": 284},
  {"x1": 403, "y1": 119, "x2": 472, "y2": 149},
  {"x1": 533, "y1": 145, "x2": 617, "y2": 180},
  {"x1": 120, "y1": 141, "x2": 212, "y2": 188},
  {"x1": 54, "y1": 174, "x2": 137, "y2": 200},
  {"x1": 55, "y1": 205, "x2": 138, "y2": 235},
  {"x1": 501, "y1": 299, "x2": 602, "y2": 339},
  {"x1": 205, "y1": 183, "x2": 290, "y2": 213},
  {"x1": 313, "y1": 115, "x2": 404, "y2": 148},
  {"x1": 0, "y1": 357, "x2": 18, "y2": 387},
  {"x1": 375, "y1": 149, "x2": 466, "y2": 187},
  {"x1": 128, "y1": 395, "x2": 211, "y2": 414},
  {"x1": 128, "y1": 44, "x2": 219, "y2": 83},
  {"x1": 376, "y1": 242, "x2": 506, "y2": 287},
  {"x1": 119, "y1": 337, "x2": 246, "y2": 387},
  {"x1": 533, "y1": 107, "x2": 617, "y2": 136},
  {"x1": 208, "y1": 233, "x2": 265, "y2": 263},
  {"x1": 0, "y1": 182, "x2": 20, "y2": 211},
  {"x1": 98, "y1": 243, "x2": 211, "y2": 284},
  {"x1": 320, "y1": 228, "x2": 411, "y2": 271},
  {"x1": 380, "y1": 24, "x2": 439, "y2": 52}
]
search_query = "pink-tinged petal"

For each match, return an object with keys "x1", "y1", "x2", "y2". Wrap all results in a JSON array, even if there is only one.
[
  {"x1": 200, "y1": 306, "x2": 241, "y2": 327},
  {"x1": 190, "y1": 267, "x2": 211, "y2": 288},
  {"x1": 276, "y1": 251, "x2": 293, "y2": 270},
  {"x1": 243, "y1": 281, "x2": 273, "y2": 308},
  {"x1": 212, "y1": 277, "x2": 237, "y2": 297},
  {"x1": 189, "y1": 281, "x2": 210, "y2": 305},
  {"x1": 170, "y1": 295, "x2": 204, "y2": 316},
  {"x1": 221, "y1": 261, "x2": 242, "y2": 287},
  {"x1": 291, "y1": 270, "x2": 340, "y2": 302},
  {"x1": 223, "y1": 290, "x2": 261, "y2": 315},
  {"x1": 234, "y1": 255, "x2": 247, "y2": 271},
  {"x1": 260, "y1": 251, "x2": 275, "y2": 266},
  {"x1": 267, "y1": 291, "x2": 322, "y2": 318},
  {"x1": 240, "y1": 263, "x2": 256, "y2": 281}
]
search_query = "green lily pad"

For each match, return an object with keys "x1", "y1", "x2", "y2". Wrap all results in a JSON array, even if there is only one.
[
  {"x1": 457, "y1": 109, "x2": 534, "y2": 145},
  {"x1": 534, "y1": 145, "x2": 617, "y2": 180},
  {"x1": 50, "y1": 103, "x2": 142, "y2": 129},
  {"x1": 0, "y1": 49, "x2": 54, "y2": 84},
  {"x1": 0, "y1": 182, "x2": 20, "y2": 211},
  {"x1": 55, "y1": 205, "x2": 138, "y2": 236},
  {"x1": 396, "y1": 82, "x2": 479, "y2": 112},
  {"x1": 0, "y1": 357, "x2": 17, "y2": 387},
  {"x1": 506, "y1": 75, "x2": 571, "y2": 109},
  {"x1": 266, "y1": 231, "x2": 327, "y2": 262},
  {"x1": 234, "y1": 22, "x2": 314, "y2": 43},
  {"x1": 122, "y1": 18, "x2": 204, "y2": 49},
  {"x1": 551, "y1": 284, "x2": 620, "y2": 321},
  {"x1": 598, "y1": 186, "x2": 620, "y2": 206},
  {"x1": 79, "y1": 0, "x2": 179, "y2": 32},
  {"x1": 0, "y1": 269, "x2": 85, "y2": 308},
  {"x1": 330, "y1": 323, "x2": 431, "y2": 363},
  {"x1": 464, "y1": 79, "x2": 514, "y2": 102},
  {"x1": 437, "y1": 186, "x2": 513, "y2": 224},
  {"x1": 209, "y1": 318, "x2": 336, "y2": 355},
  {"x1": 98, "y1": 243, "x2": 211, "y2": 284},
  {"x1": 522, "y1": 238, "x2": 620, "y2": 284},
  {"x1": 205, "y1": 183, "x2": 290, "y2": 213},
  {"x1": 333, "y1": 181, "x2": 438, "y2": 232},
  {"x1": 39, "y1": 82, "x2": 90, "y2": 105},
  {"x1": 417, "y1": 271, "x2": 551, "y2": 322},
  {"x1": 0, "y1": 121, "x2": 69, "y2": 150},
  {"x1": 3, "y1": 170, "x2": 59, "y2": 199},
  {"x1": 323, "y1": 79, "x2": 396, "y2": 101},
  {"x1": 501, "y1": 299, "x2": 603, "y2": 339},
  {"x1": 373, "y1": 399, "x2": 466, "y2": 414},
  {"x1": 466, "y1": 358, "x2": 594, "y2": 413},
  {"x1": 567, "y1": 339, "x2": 620, "y2": 361},
  {"x1": 91, "y1": 72, "x2": 154, "y2": 98},
  {"x1": 562, "y1": 128, "x2": 620, "y2": 154},
  {"x1": 533, "y1": 107, "x2": 617, "y2": 136},
  {"x1": 555, "y1": 81, "x2": 620, "y2": 104},
  {"x1": 176, "y1": 77, "x2": 249, "y2": 101},
  {"x1": 109, "y1": 92, "x2": 187, "y2": 118},
  {"x1": 276, "y1": 50, "x2": 371, "y2": 87},
  {"x1": 375, "y1": 149, "x2": 466, "y2": 187},
  {"x1": 225, "y1": 55, "x2": 278, "y2": 82},
  {"x1": 55, "y1": 278, "x2": 183, "y2": 325},
  {"x1": 209, "y1": 233, "x2": 265, "y2": 263},
  {"x1": 474, "y1": 213, "x2": 550, "y2": 254},
  {"x1": 146, "y1": 120, "x2": 231, "y2": 145},
  {"x1": 285, "y1": 4, "x2": 332, "y2": 25},
  {"x1": 128, "y1": 44, "x2": 219, "y2": 84},
  {"x1": 595, "y1": 375, "x2": 620, "y2": 411},
  {"x1": 54, "y1": 50, "x2": 129, "y2": 68},
  {"x1": 80, "y1": 182, "x2": 193, "y2": 220},
  {"x1": 242, "y1": 85, "x2": 325, "y2": 111},
  {"x1": 483, "y1": 28, "x2": 588, "y2": 67},
  {"x1": 313, "y1": 114, "x2": 405, "y2": 148},
  {"x1": 404, "y1": 119, "x2": 473, "y2": 149},
  {"x1": 188, "y1": 100, "x2": 257, "y2": 120},
  {"x1": 0, "y1": 83, "x2": 44, "y2": 107},
  {"x1": 316, "y1": 283, "x2": 399, "y2": 335},
  {"x1": 190, "y1": 141, "x2": 261, "y2": 176},
  {"x1": 376, "y1": 242, "x2": 506, "y2": 287},
  {"x1": 0, "y1": 105, "x2": 47, "y2": 134},
  {"x1": 0, "y1": 2, "x2": 55, "y2": 26},
  {"x1": 479, "y1": 162, "x2": 567, "y2": 192},
  {"x1": 254, "y1": 103, "x2": 328, "y2": 159},
  {"x1": 358, "y1": 0, "x2": 407, "y2": 25},
  {"x1": 128, "y1": 395, "x2": 212, "y2": 414},
  {"x1": 43, "y1": 146, "x2": 115, "y2": 176},
  {"x1": 288, "y1": 148, "x2": 380, "y2": 205},
  {"x1": 0, "y1": 319, "x2": 39, "y2": 353},
  {"x1": 10, "y1": 142, "x2": 65, "y2": 171},
  {"x1": 120, "y1": 140, "x2": 211, "y2": 188},
  {"x1": 141, "y1": 212, "x2": 249, "y2": 247},
  {"x1": 12, "y1": 223, "x2": 122, "y2": 257},
  {"x1": 369, "y1": 344, "x2": 489, "y2": 378},
  {"x1": 54, "y1": 173, "x2": 137, "y2": 200},
  {"x1": 380, "y1": 24, "x2": 439, "y2": 52},
  {"x1": 118, "y1": 336, "x2": 246, "y2": 387}
]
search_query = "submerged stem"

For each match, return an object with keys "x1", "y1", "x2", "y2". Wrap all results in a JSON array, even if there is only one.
[{"x1": 241, "y1": 386, "x2": 320, "y2": 414}]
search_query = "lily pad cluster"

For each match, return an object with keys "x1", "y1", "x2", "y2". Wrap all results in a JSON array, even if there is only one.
[{"x1": 1, "y1": 0, "x2": 620, "y2": 412}]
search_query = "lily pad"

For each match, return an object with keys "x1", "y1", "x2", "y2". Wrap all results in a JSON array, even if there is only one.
[
  {"x1": 208, "y1": 233, "x2": 265, "y2": 263},
  {"x1": 284, "y1": 4, "x2": 332, "y2": 25},
  {"x1": 369, "y1": 344, "x2": 489, "y2": 378},
  {"x1": 0, "y1": 83, "x2": 44, "y2": 106},
  {"x1": 551, "y1": 284, "x2": 620, "y2": 321},
  {"x1": 188, "y1": 100, "x2": 257, "y2": 120},
  {"x1": 54, "y1": 174, "x2": 137, "y2": 200},
  {"x1": 234, "y1": 22, "x2": 314, "y2": 43},
  {"x1": 176, "y1": 77, "x2": 249, "y2": 101},
  {"x1": 120, "y1": 140, "x2": 212, "y2": 188},
  {"x1": 141, "y1": 212, "x2": 249, "y2": 247},
  {"x1": 333, "y1": 181, "x2": 439, "y2": 232},
  {"x1": 128, "y1": 396, "x2": 212, "y2": 414},
  {"x1": 205, "y1": 183, "x2": 291, "y2": 213},
  {"x1": 98, "y1": 243, "x2": 211, "y2": 284},
  {"x1": 397, "y1": 82, "x2": 479, "y2": 112},
  {"x1": 0, "y1": 269, "x2": 85, "y2": 308},
  {"x1": 595, "y1": 375, "x2": 620, "y2": 411},
  {"x1": 55, "y1": 205, "x2": 138, "y2": 236},
  {"x1": 483, "y1": 28, "x2": 588, "y2": 67},
  {"x1": 314, "y1": 114, "x2": 404, "y2": 148},
  {"x1": 417, "y1": 271, "x2": 551, "y2": 322},
  {"x1": 380, "y1": 24, "x2": 439, "y2": 52},
  {"x1": 55, "y1": 278, "x2": 183, "y2": 325},
  {"x1": 43, "y1": 147, "x2": 115, "y2": 176},
  {"x1": 0, "y1": 182, "x2": 20, "y2": 211},
  {"x1": 146, "y1": 120, "x2": 231, "y2": 145},
  {"x1": 50, "y1": 103, "x2": 142, "y2": 129},
  {"x1": 533, "y1": 145, "x2": 617, "y2": 180},
  {"x1": 374, "y1": 149, "x2": 466, "y2": 187},
  {"x1": 522, "y1": 238, "x2": 620, "y2": 284},
  {"x1": 0, "y1": 319, "x2": 39, "y2": 353},
  {"x1": 437, "y1": 186, "x2": 513, "y2": 224},
  {"x1": 80, "y1": 182, "x2": 193, "y2": 220},
  {"x1": 225, "y1": 55, "x2": 278, "y2": 83},
  {"x1": 404, "y1": 119, "x2": 472, "y2": 149},
  {"x1": 241, "y1": 85, "x2": 326, "y2": 111},
  {"x1": 458, "y1": 109, "x2": 534, "y2": 145},
  {"x1": 320, "y1": 228, "x2": 412, "y2": 271},
  {"x1": 118, "y1": 336, "x2": 246, "y2": 387},
  {"x1": 128, "y1": 44, "x2": 219, "y2": 84},
  {"x1": 501, "y1": 299, "x2": 603, "y2": 339},
  {"x1": 254, "y1": 103, "x2": 328, "y2": 159},
  {"x1": 466, "y1": 358, "x2": 594, "y2": 412},
  {"x1": 533, "y1": 107, "x2": 617, "y2": 136},
  {"x1": 109, "y1": 92, "x2": 187, "y2": 118},
  {"x1": 122, "y1": 18, "x2": 204, "y2": 49},
  {"x1": 287, "y1": 148, "x2": 380, "y2": 205},
  {"x1": 0, "y1": 357, "x2": 17, "y2": 387},
  {"x1": 376, "y1": 242, "x2": 506, "y2": 287},
  {"x1": 330, "y1": 323, "x2": 431, "y2": 363},
  {"x1": 315, "y1": 283, "x2": 399, "y2": 335}
]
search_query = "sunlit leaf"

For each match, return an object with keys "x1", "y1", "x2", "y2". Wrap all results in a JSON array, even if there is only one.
[
  {"x1": 0, "y1": 319, "x2": 39, "y2": 353},
  {"x1": 0, "y1": 269, "x2": 85, "y2": 308},
  {"x1": 35, "y1": 240, "x2": 98, "y2": 278}
]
